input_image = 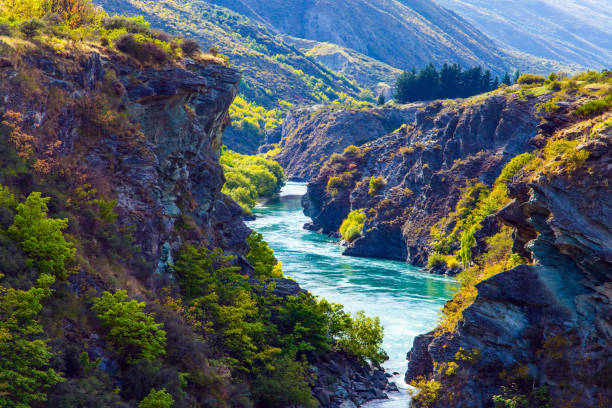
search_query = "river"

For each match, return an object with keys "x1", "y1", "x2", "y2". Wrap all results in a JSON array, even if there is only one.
[{"x1": 247, "y1": 182, "x2": 457, "y2": 407}]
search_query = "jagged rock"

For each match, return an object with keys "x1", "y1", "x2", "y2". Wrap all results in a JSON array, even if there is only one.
[
  {"x1": 275, "y1": 104, "x2": 419, "y2": 180},
  {"x1": 406, "y1": 127, "x2": 612, "y2": 407},
  {"x1": 302, "y1": 92, "x2": 543, "y2": 266}
]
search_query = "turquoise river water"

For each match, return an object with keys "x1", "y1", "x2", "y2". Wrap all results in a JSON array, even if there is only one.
[{"x1": 247, "y1": 182, "x2": 457, "y2": 407}]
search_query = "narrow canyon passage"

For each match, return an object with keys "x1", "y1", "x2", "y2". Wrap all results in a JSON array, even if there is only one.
[{"x1": 248, "y1": 182, "x2": 458, "y2": 406}]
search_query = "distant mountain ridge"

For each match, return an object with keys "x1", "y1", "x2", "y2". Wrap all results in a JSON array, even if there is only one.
[
  {"x1": 435, "y1": 0, "x2": 612, "y2": 70},
  {"x1": 207, "y1": 0, "x2": 510, "y2": 73}
]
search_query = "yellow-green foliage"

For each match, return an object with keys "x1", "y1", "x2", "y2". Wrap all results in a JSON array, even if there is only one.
[
  {"x1": 0, "y1": 0, "x2": 208, "y2": 65},
  {"x1": 575, "y1": 94, "x2": 612, "y2": 117},
  {"x1": 431, "y1": 153, "x2": 536, "y2": 257},
  {"x1": 426, "y1": 252, "x2": 446, "y2": 269},
  {"x1": 138, "y1": 388, "x2": 174, "y2": 408},
  {"x1": 0, "y1": 273, "x2": 64, "y2": 408},
  {"x1": 368, "y1": 176, "x2": 386, "y2": 196},
  {"x1": 325, "y1": 171, "x2": 355, "y2": 197},
  {"x1": 339, "y1": 209, "x2": 366, "y2": 242},
  {"x1": 540, "y1": 138, "x2": 590, "y2": 176},
  {"x1": 409, "y1": 377, "x2": 442, "y2": 408},
  {"x1": 438, "y1": 227, "x2": 527, "y2": 334},
  {"x1": 220, "y1": 148, "x2": 285, "y2": 214},
  {"x1": 517, "y1": 74, "x2": 546, "y2": 86},
  {"x1": 229, "y1": 95, "x2": 283, "y2": 137},
  {"x1": 92, "y1": 290, "x2": 167, "y2": 362},
  {"x1": 8, "y1": 192, "x2": 76, "y2": 280}
]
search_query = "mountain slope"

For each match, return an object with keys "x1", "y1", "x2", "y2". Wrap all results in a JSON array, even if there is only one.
[
  {"x1": 96, "y1": 0, "x2": 363, "y2": 108},
  {"x1": 435, "y1": 0, "x2": 612, "y2": 70},
  {"x1": 207, "y1": 0, "x2": 510, "y2": 74}
]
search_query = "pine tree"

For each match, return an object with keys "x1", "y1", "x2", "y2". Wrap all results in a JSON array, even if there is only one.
[{"x1": 502, "y1": 72, "x2": 512, "y2": 85}]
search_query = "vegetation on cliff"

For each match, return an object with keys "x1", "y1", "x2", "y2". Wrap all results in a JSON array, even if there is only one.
[
  {"x1": 220, "y1": 148, "x2": 285, "y2": 214},
  {"x1": 410, "y1": 70, "x2": 612, "y2": 408},
  {"x1": 0, "y1": 1, "x2": 388, "y2": 406}
]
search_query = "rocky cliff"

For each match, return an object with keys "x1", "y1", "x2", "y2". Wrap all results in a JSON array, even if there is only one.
[
  {"x1": 1, "y1": 26, "x2": 392, "y2": 407},
  {"x1": 302, "y1": 89, "x2": 542, "y2": 264},
  {"x1": 405, "y1": 100, "x2": 612, "y2": 407},
  {"x1": 269, "y1": 104, "x2": 420, "y2": 181}
]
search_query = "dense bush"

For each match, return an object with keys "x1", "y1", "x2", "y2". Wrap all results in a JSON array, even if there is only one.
[
  {"x1": 368, "y1": 175, "x2": 386, "y2": 196},
  {"x1": 138, "y1": 388, "x2": 174, "y2": 408},
  {"x1": 92, "y1": 290, "x2": 167, "y2": 362},
  {"x1": 8, "y1": 192, "x2": 76, "y2": 280},
  {"x1": 221, "y1": 148, "x2": 285, "y2": 214},
  {"x1": 339, "y1": 209, "x2": 366, "y2": 242},
  {"x1": 180, "y1": 38, "x2": 200, "y2": 57},
  {"x1": 246, "y1": 231, "x2": 282, "y2": 279},
  {"x1": 0, "y1": 273, "x2": 64, "y2": 408},
  {"x1": 516, "y1": 74, "x2": 546, "y2": 86},
  {"x1": 575, "y1": 94, "x2": 612, "y2": 117}
]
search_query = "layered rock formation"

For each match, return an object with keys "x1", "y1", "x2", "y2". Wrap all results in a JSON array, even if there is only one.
[
  {"x1": 405, "y1": 117, "x2": 612, "y2": 407},
  {"x1": 303, "y1": 90, "x2": 542, "y2": 264},
  {"x1": 270, "y1": 104, "x2": 420, "y2": 181}
]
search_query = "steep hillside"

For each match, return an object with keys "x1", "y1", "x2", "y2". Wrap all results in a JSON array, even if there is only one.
[
  {"x1": 268, "y1": 104, "x2": 420, "y2": 181},
  {"x1": 302, "y1": 89, "x2": 541, "y2": 262},
  {"x1": 96, "y1": 0, "x2": 363, "y2": 108},
  {"x1": 302, "y1": 73, "x2": 611, "y2": 269},
  {"x1": 208, "y1": 0, "x2": 510, "y2": 74},
  {"x1": 405, "y1": 74, "x2": 612, "y2": 408},
  {"x1": 0, "y1": 5, "x2": 390, "y2": 407},
  {"x1": 436, "y1": 0, "x2": 612, "y2": 70}
]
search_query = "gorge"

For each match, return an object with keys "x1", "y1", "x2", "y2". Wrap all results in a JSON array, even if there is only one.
[{"x1": 0, "y1": 1, "x2": 610, "y2": 408}]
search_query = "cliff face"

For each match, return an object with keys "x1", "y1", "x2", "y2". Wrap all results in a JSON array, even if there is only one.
[
  {"x1": 271, "y1": 104, "x2": 420, "y2": 181},
  {"x1": 405, "y1": 118, "x2": 612, "y2": 407},
  {"x1": 1, "y1": 49, "x2": 248, "y2": 274},
  {"x1": 303, "y1": 91, "x2": 541, "y2": 264}
]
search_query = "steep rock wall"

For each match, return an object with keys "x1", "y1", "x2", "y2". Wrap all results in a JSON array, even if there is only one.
[
  {"x1": 405, "y1": 125, "x2": 612, "y2": 407},
  {"x1": 303, "y1": 91, "x2": 541, "y2": 264}
]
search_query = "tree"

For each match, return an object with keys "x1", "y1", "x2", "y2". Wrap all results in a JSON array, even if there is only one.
[
  {"x1": 8, "y1": 192, "x2": 75, "y2": 280},
  {"x1": 0, "y1": 273, "x2": 64, "y2": 407},
  {"x1": 138, "y1": 388, "x2": 174, "y2": 408},
  {"x1": 394, "y1": 69, "x2": 417, "y2": 103},
  {"x1": 336, "y1": 311, "x2": 387, "y2": 364},
  {"x1": 376, "y1": 93, "x2": 385, "y2": 105},
  {"x1": 246, "y1": 232, "x2": 281, "y2": 279},
  {"x1": 92, "y1": 290, "x2": 166, "y2": 362},
  {"x1": 502, "y1": 72, "x2": 512, "y2": 86}
]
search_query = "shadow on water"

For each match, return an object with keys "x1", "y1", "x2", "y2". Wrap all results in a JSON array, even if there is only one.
[{"x1": 247, "y1": 182, "x2": 458, "y2": 407}]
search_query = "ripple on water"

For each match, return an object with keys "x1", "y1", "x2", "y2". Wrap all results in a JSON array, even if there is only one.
[{"x1": 247, "y1": 182, "x2": 457, "y2": 407}]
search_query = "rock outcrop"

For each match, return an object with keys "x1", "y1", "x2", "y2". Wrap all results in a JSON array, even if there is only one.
[
  {"x1": 404, "y1": 105, "x2": 612, "y2": 407},
  {"x1": 303, "y1": 91, "x2": 542, "y2": 264},
  {"x1": 270, "y1": 104, "x2": 420, "y2": 181}
]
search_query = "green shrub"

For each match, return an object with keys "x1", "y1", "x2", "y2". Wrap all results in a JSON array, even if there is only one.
[
  {"x1": 368, "y1": 176, "x2": 386, "y2": 196},
  {"x1": 335, "y1": 311, "x2": 387, "y2": 364},
  {"x1": 19, "y1": 18, "x2": 45, "y2": 37},
  {"x1": 517, "y1": 74, "x2": 546, "y2": 86},
  {"x1": 246, "y1": 231, "x2": 282, "y2": 279},
  {"x1": 92, "y1": 290, "x2": 167, "y2": 362},
  {"x1": 8, "y1": 192, "x2": 76, "y2": 280},
  {"x1": 252, "y1": 354, "x2": 317, "y2": 408},
  {"x1": 220, "y1": 148, "x2": 285, "y2": 214},
  {"x1": 0, "y1": 273, "x2": 64, "y2": 408},
  {"x1": 575, "y1": 96, "x2": 612, "y2": 117},
  {"x1": 102, "y1": 15, "x2": 151, "y2": 35},
  {"x1": 138, "y1": 388, "x2": 174, "y2": 408},
  {"x1": 427, "y1": 252, "x2": 446, "y2": 269},
  {"x1": 339, "y1": 209, "x2": 366, "y2": 242}
]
